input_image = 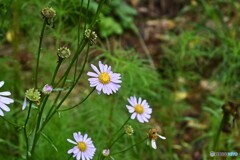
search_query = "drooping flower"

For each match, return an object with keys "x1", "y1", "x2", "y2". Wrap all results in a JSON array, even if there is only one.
[
  {"x1": 0, "y1": 81, "x2": 14, "y2": 116},
  {"x1": 67, "y1": 132, "x2": 96, "y2": 160},
  {"x1": 147, "y1": 128, "x2": 166, "y2": 149},
  {"x1": 126, "y1": 96, "x2": 152, "y2": 123},
  {"x1": 87, "y1": 61, "x2": 122, "y2": 95}
]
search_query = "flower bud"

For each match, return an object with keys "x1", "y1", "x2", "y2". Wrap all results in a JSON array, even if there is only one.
[
  {"x1": 42, "y1": 84, "x2": 53, "y2": 95},
  {"x1": 124, "y1": 125, "x2": 134, "y2": 136},
  {"x1": 25, "y1": 88, "x2": 41, "y2": 102},
  {"x1": 41, "y1": 7, "x2": 56, "y2": 19},
  {"x1": 57, "y1": 47, "x2": 71, "y2": 59},
  {"x1": 102, "y1": 149, "x2": 110, "y2": 157},
  {"x1": 85, "y1": 29, "x2": 98, "y2": 45}
]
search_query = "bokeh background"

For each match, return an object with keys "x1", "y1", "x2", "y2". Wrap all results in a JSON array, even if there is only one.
[{"x1": 0, "y1": 0, "x2": 240, "y2": 159}]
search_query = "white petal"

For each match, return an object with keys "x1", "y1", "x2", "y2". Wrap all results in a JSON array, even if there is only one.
[
  {"x1": 67, "y1": 139, "x2": 77, "y2": 144},
  {"x1": 91, "y1": 64, "x2": 100, "y2": 74},
  {"x1": 96, "y1": 83, "x2": 103, "y2": 92},
  {"x1": 138, "y1": 97, "x2": 142, "y2": 104},
  {"x1": 99, "y1": 61, "x2": 104, "y2": 72},
  {"x1": 131, "y1": 112, "x2": 137, "y2": 119},
  {"x1": 0, "y1": 96, "x2": 14, "y2": 104},
  {"x1": 137, "y1": 114, "x2": 144, "y2": 123},
  {"x1": 0, "y1": 91, "x2": 11, "y2": 96},
  {"x1": 126, "y1": 105, "x2": 134, "y2": 113},
  {"x1": 151, "y1": 139, "x2": 157, "y2": 149},
  {"x1": 0, "y1": 102, "x2": 10, "y2": 111},
  {"x1": 103, "y1": 64, "x2": 108, "y2": 72},
  {"x1": 87, "y1": 72, "x2": 99, "y2": 77},
  {"x1": 77, "y1": 152, "x2": 81, "y2": 160},
  {"x1": 0, "y1": 109, "x2": 4, "y2": 116},
  {"x1": 158, "y1": 134, "x2": 166, "y2": 140},
  {"x1": 0, "y1": 81, "x2": 4, "y2": 88},
  {"x1": 22, "y1": 97, "x2": 27, "y2": 110}
]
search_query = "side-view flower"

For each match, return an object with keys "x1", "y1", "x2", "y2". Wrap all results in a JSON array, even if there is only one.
[
  {"x1": 148, "y1": 128, "x2": 166, "y2": 149},
  {"x1": 0, "y1": 81, "x2": 14, "y2": 116}
]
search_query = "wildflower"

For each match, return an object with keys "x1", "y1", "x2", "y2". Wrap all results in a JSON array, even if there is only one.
[
  {"x1": 126, "y1": 96, "x2": 152, "y2": 123},
  {"x1": 67, "y1": 132, "x2": 96, "y2": 160},
  {"x1": 22, "y1": 88, "x2": 41, "y2": 110},
  {"x1": 0, "y1": 81, "x2": 14, "y2": 116},
  {"x1": 102, "y1": 149, "x2": 110, "y2": 157},
  {"x1": 57, "y1": 47, "x2": 71, "y2": 59},
  {"x1": 124, "y1": 125, "x2": 134, "y2": 136},
  {"x1": 87, "y1": 61, "x2": 121, "y2": 95},
  {"x1": 42, "y1": 84, "x2": 53, "y2": 95},
  {"x1": 147, "y1": 128, "x2": 166, "y2": 149}
]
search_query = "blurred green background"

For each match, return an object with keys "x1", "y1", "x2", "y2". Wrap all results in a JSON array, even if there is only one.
[{"x1": 0, "y1": 0, "x2": 240, "y2": 159}]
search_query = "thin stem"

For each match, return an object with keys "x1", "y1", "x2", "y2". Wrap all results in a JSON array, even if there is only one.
[
  {"x1": 23, "y1": 102, "x2": 32, "y2": 160},
  {"x1": 51, "y1": 58, "x2": 63, "y2": 85},
  {"x1": 106, "y1": 116, "x2": 131, "y2": 149},
  {"x1": 109, "y1": 132, "x2": 125, "y2": 149},
  {"x1": 111, "y1": 137, "x2": 148, "y2": 155},
  {"x1": 213, "y1": 114, "x2": 228, "y2": 151},
  {"x1": 89, "y1": 0, "x2": 105, "y2": 28},
  {"x1": 35, "y1": 19, "x2": 47, "y2": 88},
  {"x1": 58, "y1": 88, "x2": 95, "y2": 112},
  {"x1": 0, "y1": 116, "x2": 21, "y2": 128},
  {"x1": 43, "y1": 42, "x2": 90, "y2": 130}
]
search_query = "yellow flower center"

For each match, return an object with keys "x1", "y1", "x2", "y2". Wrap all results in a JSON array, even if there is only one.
[
  {"x1": 77, "y1": 142, "x2": 87, "y2": 152},
  {"x1": 99, "y1": 72, "x2": 110, "y2": 84},
  {"x1": 134, "y1": 104, "x2": 144, "y2": 114}
]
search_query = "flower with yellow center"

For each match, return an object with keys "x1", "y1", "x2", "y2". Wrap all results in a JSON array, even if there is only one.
[
  {"x1": 99, "y1": 72, "x2": 110, "y2": 84},
  {"x1": 77, "y1": 142, "x2": 87, "y2": 152},
  {"x1": 126, "y1": 96, "x2": 152, "y2": 123},
  {"x1": 67, "y1": 132, "x2": 96, "y2": 160},
  {"x1": 87, "y1": 61, "x2": 122, "y2": 95},
  {"x1": 134, "y1": 104, "x2": 144, "y2": 114}
]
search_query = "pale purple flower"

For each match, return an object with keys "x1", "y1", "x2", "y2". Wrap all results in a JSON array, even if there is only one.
[
  {"x1": 0, "y1": 81, "x2": 14, "y2": 116},
  {"x1": 67, "y1": 132, "x2": 96, "y2": 160},
  {"x1": 87, "y1": 61, "x2": 121, "y2": 95},
  {"x1": 102, "y1": 149, "x2": 110, "y2": 157},
  {"x1": 126, "y1": 96, "x2": 152, "y2": 123},
  {"x1": 42, "y1": 84, "x2": 53, "y2": 95}
]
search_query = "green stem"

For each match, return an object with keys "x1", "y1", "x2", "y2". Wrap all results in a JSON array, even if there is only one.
[
  {"x1": 111, "y1": 137, "x2": 148, "y2": 155},
  {"x1": 0, "y1": 116, "x2": 21, "y2": 128},
  {"x1": 213, "y1": 114, "x2": 228, "y2": 151},
  {"x1": 23, "y1": 102, "x2": 32, "y2": 160},
  {"x1": 42, "y1": 42, "x2": 90, "y2": 130},
  {"x1": 51, "y1": 58, "x2": 63, "y2": 85},
  {"x1": 30, "y1": 59, "x2": 63, "y2": 155},
  {"x1": 34, "y1": 19, "x2": 47, "y2": 88},
  {"x1": 109, "y1": 132, "x2": 125, "y2": 149},
  {"x1": 58, "y1": 88, "x2": 95, "y2": 112},
  {"x1": 89, "y1": 0, "x2": 105, "y2": 28}
]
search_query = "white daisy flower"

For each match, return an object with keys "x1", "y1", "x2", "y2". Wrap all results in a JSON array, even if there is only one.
[
  {"x1": 126, "y1": 96, "x2": 152, "y2": 123},
  {"x1": 147, "y1": 128, "x2": 166, "y2": 149},
  {"x1": 0, "y1": 81, "x2": 14, "y2": 116},
  {"x1": 87, "y1": 61, "x2": 122, "y2": 95},
  {"x1": 67, "y1": 132, "x2": 96, "y2": 160}
]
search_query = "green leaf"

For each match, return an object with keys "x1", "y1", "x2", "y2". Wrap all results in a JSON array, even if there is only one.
[{"x1": 40, "y1": 132, "x2": 58, "y2": 152}]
